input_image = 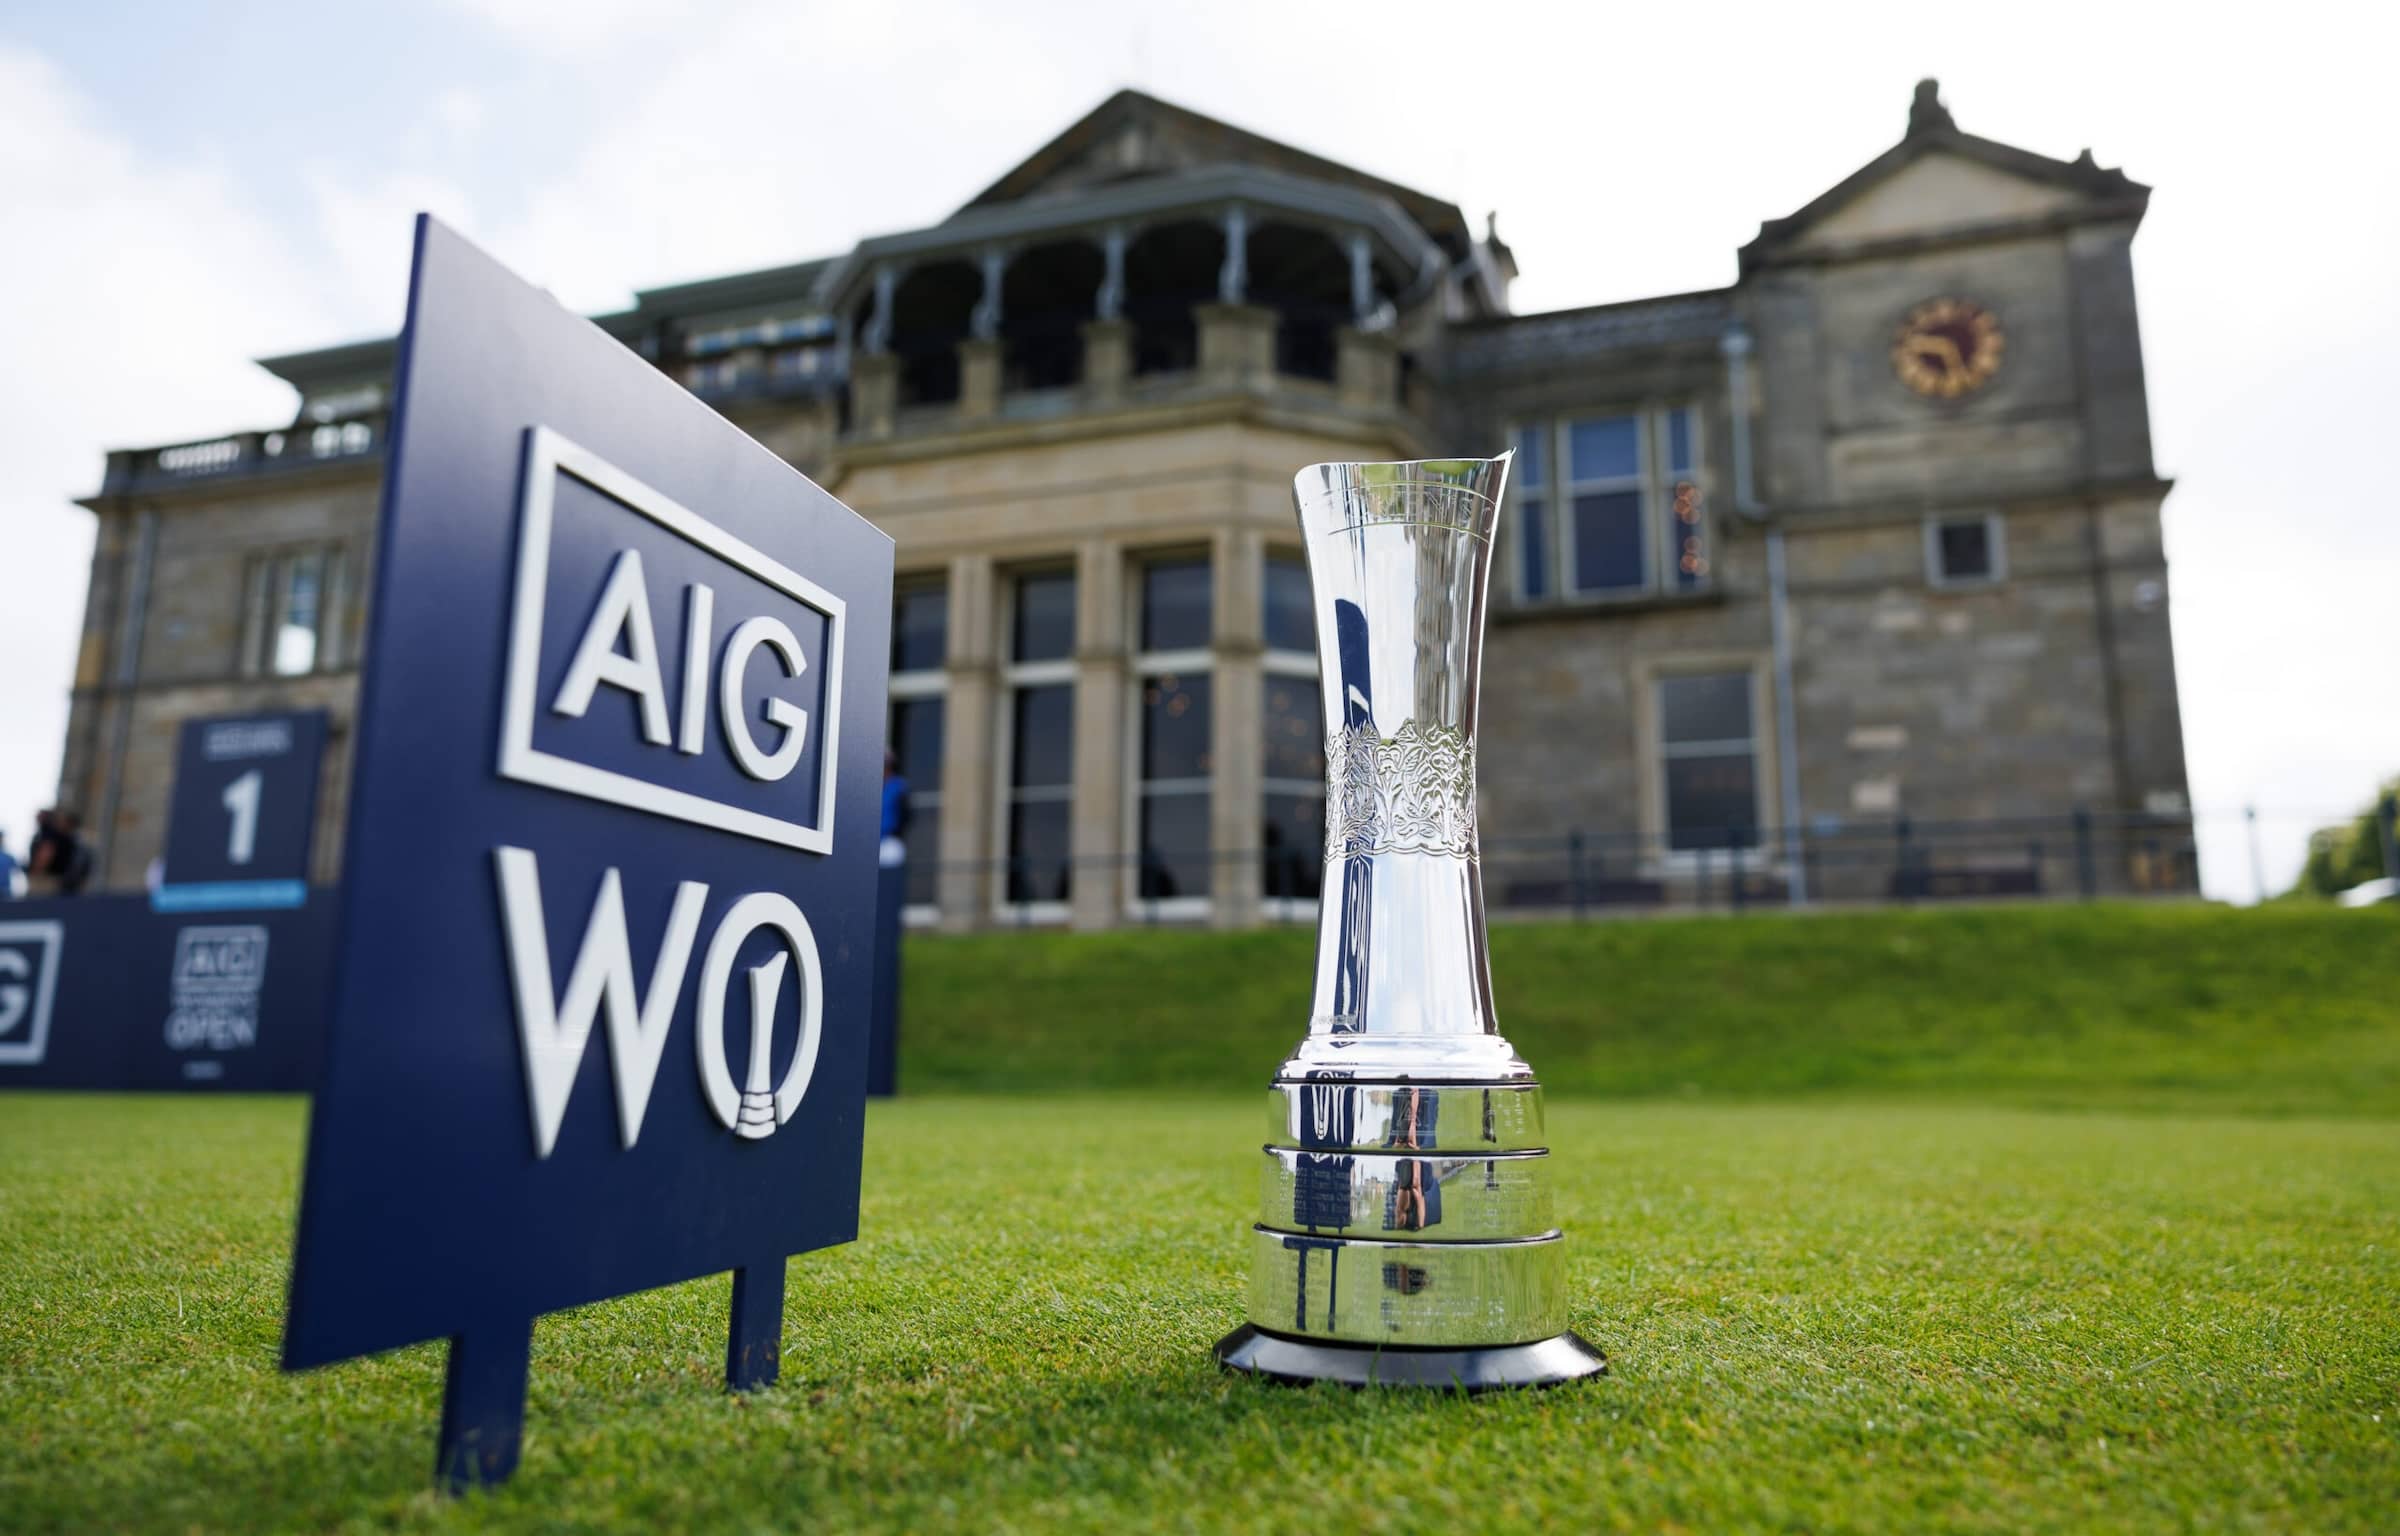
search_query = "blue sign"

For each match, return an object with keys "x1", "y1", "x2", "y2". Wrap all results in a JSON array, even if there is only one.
[
  {"x1": 282, "y1": 217, "x2": 893, "y2": 1491},
  {"x1": 157, "y1": 710, "x2": 327, "y2": 911},
  {"x1": 0, "y1": 894, "x2": 333, "y2": 1091}
]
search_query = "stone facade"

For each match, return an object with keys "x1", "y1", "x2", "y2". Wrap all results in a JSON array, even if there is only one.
[{"x1": 54, "y1": 81, "x2": 2193, "y2": 919}]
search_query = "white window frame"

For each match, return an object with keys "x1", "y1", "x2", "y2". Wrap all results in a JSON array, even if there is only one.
[
  {"x1": 995, "y1": 568, "x2": 1077, "y2": 924},
  {"x1": 1924, "y1": 512, "x2": 2007, "y2": 589},
  {"x1": 889, "y1": 576, "x2": 948, "y2": 927},
  {"x1": 1260, "y1": 550, "x2": 1322, "y2": 922},
  {"x1": 1124, "y1": 553, "x2": 1214, "y2": 923},
  {"x1": 1508, "y1": 407, "x2": 1709, "y2": 604}
]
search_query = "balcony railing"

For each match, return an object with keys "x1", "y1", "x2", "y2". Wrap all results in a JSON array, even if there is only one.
[
  {"x1": 103, "y1": 415, "x2": 388, "y2": 495},
  {"x1": 891, "y1": 808, "x2": 2205, "y2": 929}
]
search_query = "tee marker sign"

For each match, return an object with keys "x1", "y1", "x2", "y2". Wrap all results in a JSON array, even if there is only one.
[{"x1": 282, "y1": 217, "x2": 892, "y2": 1492}]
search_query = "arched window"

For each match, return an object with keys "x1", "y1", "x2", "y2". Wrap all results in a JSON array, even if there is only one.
[
  {"x1": 1123, "y1": 221, "x2": 1223, "y2": 378},
  {"x1": 889, "y1": 260, "x2": 979, "y2": 408},
  {"x1": 1000, "y1": 241, "x2": 1103, "y2": 394}
]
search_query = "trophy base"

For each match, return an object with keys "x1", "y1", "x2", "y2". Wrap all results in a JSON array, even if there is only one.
[{"x1": 1213, "y1": 1324, "x2": 1606, "y2": 1392}]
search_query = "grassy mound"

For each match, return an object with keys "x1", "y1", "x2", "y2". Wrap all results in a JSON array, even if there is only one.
[{"x1": 903, "y1": 903, "x2": 2400, "y2": 1114}]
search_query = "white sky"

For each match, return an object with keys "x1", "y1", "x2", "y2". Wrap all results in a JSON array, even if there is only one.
[{"x1": 2, "y1": 0, "x2": 2392, "y2": 900}]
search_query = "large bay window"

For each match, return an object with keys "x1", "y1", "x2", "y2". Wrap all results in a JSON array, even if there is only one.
[
  {"x1": 1261, "y1": 553, "x2": 1324, "y2": 907},
  {"x1": 888, "y1": 579, "x2": 947, "y2": 912},
  {"x1": 1134, "y1": 558, "x2": 1213, "y2": 904},
  {"x1": 1002, "y1": 570, "x2": 1076, "y2": 910},
  {"x1": 1513, "y1": 407, "x2": 1707, "y2": 603}
]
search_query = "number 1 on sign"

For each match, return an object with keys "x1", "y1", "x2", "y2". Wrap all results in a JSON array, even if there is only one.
[{"x1": 223, "y1": 769, "x2": 262, "y2": 865}]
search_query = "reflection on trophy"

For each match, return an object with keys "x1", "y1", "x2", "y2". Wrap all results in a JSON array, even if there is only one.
[{"x1": 1215, "y1": 455, "x2": 1606, "y2": 1389}]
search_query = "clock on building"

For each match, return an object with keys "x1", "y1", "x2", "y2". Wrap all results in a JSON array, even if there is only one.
[{"x1": 1891, "y1": 297, "x2": 2004, "y2": 399}]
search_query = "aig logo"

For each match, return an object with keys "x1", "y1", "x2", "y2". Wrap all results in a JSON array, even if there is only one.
[
  {"x1": 0, "y1": 921, "x2": 64, "y2": 1067},
  {"x1": 498, "y1": 427, "x2": 848, "y2": 853}
]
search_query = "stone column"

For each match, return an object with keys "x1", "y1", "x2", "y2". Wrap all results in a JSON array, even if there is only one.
[
  {"x1": 938, "y1": 554, "x2": 996, "y2": 931},
  {"x1": 1196, "y1": 304, "x2": 1277, "y2": 393},
  {"x1": 1210, "y1": 526, "x2": 1266, "y2": 928},
  {"x1": 1096, "y1": 225, "x2": 1128, "y2": 320},
  {"x1": 851, "y1": 352, "x2": 899, "y2": 441},
  {"x1": 1218, "y1": 203, "x2": 1250, "y2": 304},
  {"x1": 1080, "y1": 320, "x2": 1132, "y2": 406},
  {"x1": 1070, "y1": 538, "x2": 1128, "y2": 930},
  {"x1": 958, "y1": 338, "x2": 1002, "y2": 421},
  {"x1": 1336, "y1": 327, "x2": 1398, "y2": 410}
]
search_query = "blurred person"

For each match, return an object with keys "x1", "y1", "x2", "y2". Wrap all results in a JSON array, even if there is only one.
[
  {"x1": 880, "y1": 749, "x2": 909, "y2": 870},
  {"x1": 0, "y1": 830, "x2": 18, "y2": 899},
  {"x1": 23, "y1": 809, "x2": 66, "y2": 897},
  {"x1": 25, "y1": 810, "x2": 93, "y2": 897},
  {"x1": 869, "y1": 749, "x2": 909, "y2": 1097}
]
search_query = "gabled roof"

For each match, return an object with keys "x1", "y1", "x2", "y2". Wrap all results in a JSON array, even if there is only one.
[
  {"x1": 957, "y1": 88, "x2": 1474, "y2": 258},
  {"x1": 1741, "y1": 79, "x2": 2148, "y2": 271}
]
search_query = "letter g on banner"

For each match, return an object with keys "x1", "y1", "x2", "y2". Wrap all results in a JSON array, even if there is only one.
[{"x1": 695, "y1": 892, "x2": 824, "y2": 1140}]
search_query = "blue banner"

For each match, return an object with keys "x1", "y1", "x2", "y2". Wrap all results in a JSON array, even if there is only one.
[{"x1": 0, "y1": 893, "x2": 334, "y2": 1092}]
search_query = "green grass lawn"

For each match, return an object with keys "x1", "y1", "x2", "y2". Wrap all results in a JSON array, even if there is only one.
[
  {"x1": 5, "y1": 1092, "x2": 2396, "y2": 1533},
  {"x1": 5, "y1": 904, "x2": 2397, "y2": 1531}
]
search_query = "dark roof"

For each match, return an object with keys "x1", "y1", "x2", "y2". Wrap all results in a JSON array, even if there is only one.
[
  {"x1": 255, "y1": 336, "x2": 398, "y2": 394},
  {"x1": 1741, "y1": 79, "x2": 2148, "y2": 271},
  {"x1": 631, "y1": 257, "x2": 835, "y2": 319},
  {"x1": 1445, "y1": 288, "x2": 1735, "y2": 376},
  {"x1": 957, "y1": 88, "x2": 1474, "y2": 257}
]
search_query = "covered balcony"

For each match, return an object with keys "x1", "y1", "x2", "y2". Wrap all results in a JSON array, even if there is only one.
[{"x1": 825, "y1": 165, "x2": 1442, "y2": 441}]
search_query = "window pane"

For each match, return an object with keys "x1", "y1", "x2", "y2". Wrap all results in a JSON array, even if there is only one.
[
  {"x1": 1138, "y1": 790, "x2": 1213, "y2": 898},
  {"x1": 1263, "y1": 675, "x2": 1324, "y2": 783},
  {"x1": 890, "y1": 696, "x2": 945, "y2": 791},
  {"x1": 1568, "y1": 416, "x2": 1640, "y2": 481},
  {"x1": 1668, "y1": 408, "x2": 1695, "y2": 474},
  {"x1": 1264, "y1": 556, "x2": 1314, "y2": 654},
  {"x1": 1010, "y1": 684, "x2": 1073, "y2": 788},
  {"x1": 1938, "y1": 519, "x2": 1993, "y2": 581},
  {"x1": 1665, "y1": 752, "x2": 1759, "y2": 851},
  {"x1": 1005, "y1": 801, "x2": 1072, "y2": 903},
  {"x1": 1570, "y1": 492, "x2": 1645, "y2": 592},
  {"x1": 903, "y1": 806, "x2": 941, "y2": 906},
  {"x1": 1140, "y1": 672, "x2": 1211, "y2": 782},
  {"x1": 273, "y1": 557, "x2": 322, "y2": 676},
  {"x1": 1262, "y1": 792, "x2": 1325, "y2": 900},
  {"x1": 1012, "y1": 571, "x2": 1076, "y2": 662},
  {"x1": 1140, "y1": 559, "x2": 1211, "y2": 652},
  {"x1": 1514, "y1": 425, "x2": 1547, "y2": 489},
  {"x1": 1660, "y1": 673, "x2": 1752, "y2": 745},
  {"x1": 1520, "y1": 495, "x2": 1550, "y2": 599},
  {"x1": 892, "y1": 583, "x2": 947, "y2": 673}
]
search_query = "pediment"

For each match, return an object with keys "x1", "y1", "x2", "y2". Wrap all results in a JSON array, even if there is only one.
[
  {"x1": 1791, "y1": 153, "x2": 2085, "y2": 251},
  {"x1": 1742, "y1": 84, "x2": 2147, "y2": 271},
  {"x1": 955, "y1": 89, "x2": 1471, "y2": 253}
]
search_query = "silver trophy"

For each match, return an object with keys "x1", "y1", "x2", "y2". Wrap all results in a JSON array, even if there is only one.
[{"x1": 1215, "y1": 455, "x2": 1606, "y2": 1389}]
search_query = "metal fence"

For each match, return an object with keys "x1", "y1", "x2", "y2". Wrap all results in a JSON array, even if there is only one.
[{"x1": 896, "y1": 808, "x2": 2210, "y2": 927}]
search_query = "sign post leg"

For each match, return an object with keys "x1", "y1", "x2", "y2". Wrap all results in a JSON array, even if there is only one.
[
  {"x1": 726, "y1": 1260, "x2": 784, "y2": 1391},
  {"x1": 436, "y1": 1321, "x2": 533, "y2": 1493}
]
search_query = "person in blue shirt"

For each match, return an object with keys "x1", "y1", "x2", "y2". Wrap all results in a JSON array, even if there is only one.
[{"x1": 879, "y1": 750, "x2": 909, "y2": 870}]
